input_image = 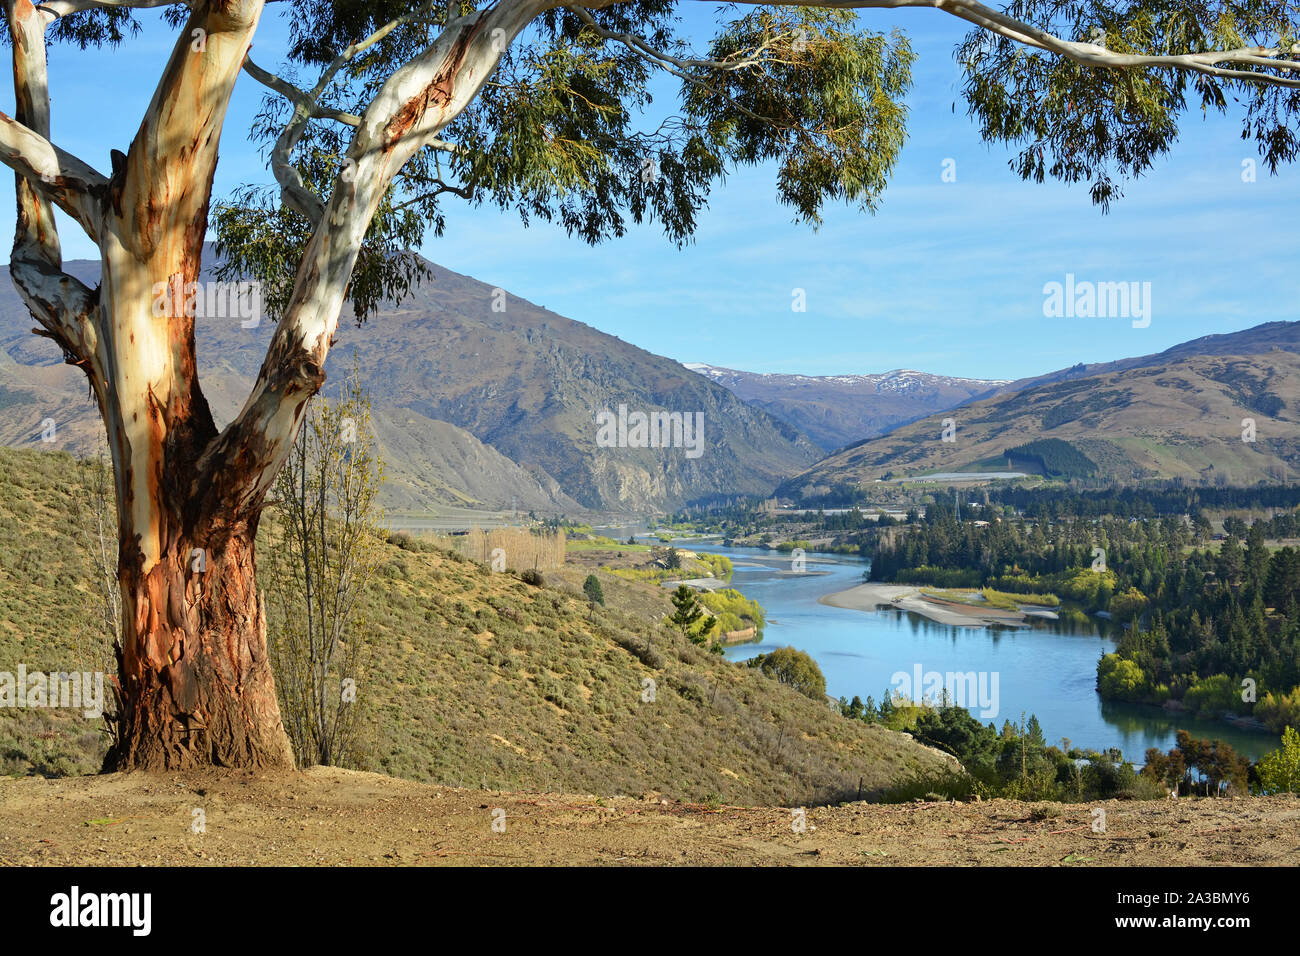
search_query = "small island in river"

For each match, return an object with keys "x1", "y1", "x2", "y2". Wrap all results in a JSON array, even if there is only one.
[{"x1": 820, "y1": 583, "x2": 1058, "y2": 628}]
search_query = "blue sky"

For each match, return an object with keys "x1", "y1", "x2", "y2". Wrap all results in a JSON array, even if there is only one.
[{"x1": 3, "y1": 5, "x2": 1296, "y2": 380}]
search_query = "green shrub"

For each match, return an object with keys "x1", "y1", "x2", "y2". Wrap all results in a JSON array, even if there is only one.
[
  {"x1": 699, "y1": 588, "x2": 765, "y2": 635},
  {"x1": 876, "y1": 768, "x2": 982, "y2": 803},
  {"x1": 1254, "y1": 726, "x2": 1300, "y2": 794},
  {"x1": 1097, "y1": 653, "x2": 1146, "y2": 701},
  {"x1": 1257, "y1": 687, "x2": 1300, "y2": 734},
  {"x1": 1183, "y1": 674, "x2": 1239, "y2": 717},
  {"x1": 747, "y1": 647, "x2": 826, "y2": 700}
]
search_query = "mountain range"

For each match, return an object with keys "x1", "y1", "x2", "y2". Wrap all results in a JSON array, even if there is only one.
[
  {"x1": 3, "y1": 249, "x2": 1297, "y2": 514},
  {"x1": 775, "y1": 322, "x2": 1300, "y2": 501},
  {"x1": 685, "y1": 363, "x2": 1007, "y2": 451}
]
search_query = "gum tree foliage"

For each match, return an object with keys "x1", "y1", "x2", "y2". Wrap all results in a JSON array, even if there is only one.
[{"x1": 2, "y1": 0, "x2": 1298, "y2": 769}]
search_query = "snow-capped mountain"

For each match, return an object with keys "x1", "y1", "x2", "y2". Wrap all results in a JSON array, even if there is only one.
[{"x1": 683, "y1": 363, "x2": 1010, "y2": 451}]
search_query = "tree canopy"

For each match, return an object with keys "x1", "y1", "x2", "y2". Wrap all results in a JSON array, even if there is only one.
[{"x1": 16, "y1": 1, "x2": 1298, "y2": 323}]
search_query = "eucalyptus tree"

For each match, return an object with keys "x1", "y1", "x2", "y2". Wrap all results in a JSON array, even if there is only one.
[{"x1": 2, "y1": 0, "x2": 1296, "y2": 770}]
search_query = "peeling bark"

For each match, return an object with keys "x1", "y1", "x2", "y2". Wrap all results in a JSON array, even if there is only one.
[
  {"x1": 382, "y1": 18, "x2": 485, "y2": 148},
  {"x1": 107, "y1": 513, "x2": 292, "y2": 770}
]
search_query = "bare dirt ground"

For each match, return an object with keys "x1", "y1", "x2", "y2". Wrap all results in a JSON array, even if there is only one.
[{"x1": 2, "y1": 768, "x2": 1297, "y2": 866}]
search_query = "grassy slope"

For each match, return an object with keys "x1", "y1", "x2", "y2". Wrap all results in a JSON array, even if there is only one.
[{"x1": 0, "y1": 448, "x2": 948, "y2": 805}]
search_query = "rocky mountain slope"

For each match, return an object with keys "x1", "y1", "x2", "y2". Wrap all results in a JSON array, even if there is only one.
[
  {"x1": 0, "y1": 345, "x2": 577, "y2": 514},
  {"x1": 324, "y1": 265, "x2": 819, "y2": 510},
  {"x1": 0, "y1": 254, "x2": 819, "y2": 513}
]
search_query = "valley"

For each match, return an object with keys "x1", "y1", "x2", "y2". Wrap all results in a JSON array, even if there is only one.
[
  {"x1": 2, "y1": 0, "x2": 1299, "y2": 893},
  {"x1": 5, "y1": 265, "x2": 1299, "y2": 807}
]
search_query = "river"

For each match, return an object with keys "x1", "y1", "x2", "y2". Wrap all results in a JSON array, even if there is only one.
[{"x1": 687, "y1": 543, "x2": 1278, "y2": 763}]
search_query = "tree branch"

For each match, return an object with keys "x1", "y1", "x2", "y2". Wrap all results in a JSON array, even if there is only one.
[
  {"x1": 242, "y1": 59, "x2": 362, "y2": 126},
  {"x1": 39, "y1": 0, "x2": 184, "y2": 15},
  {"x1": 392, "y1": 179, "x2": 472, "y2": 206},
  {"x1": 114, "y1": 0, "x2": 263, "y2": 260},
  {"x1": 690, "y1": 0, "x2": 1300, "y2": 89},
  {"x1": 204, "y1": 0, "x2": 555, "y2": 512},
  {"x1": 5, "y1": 0, "x2": 100, "y2": 369},
  {"x1": 567, "y1": 4, "x2": 788, "y2": 129},
  {"x1": 568, "y1": 5, "x2": 785, "y2": 74},
  {"x1": 243, "y1": 57, "x2": 330, "y2": 222},
  {"x1": 244, "y1": 2, "x2": 449, "y2": 226},
  {"x1": 0, "y1": 110, "x2": 107, "y2": 236}
]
